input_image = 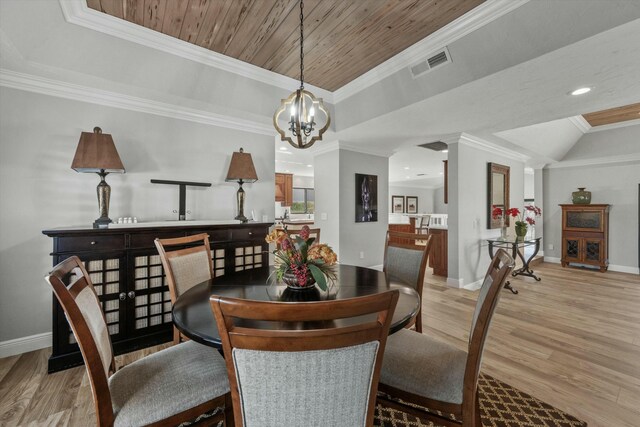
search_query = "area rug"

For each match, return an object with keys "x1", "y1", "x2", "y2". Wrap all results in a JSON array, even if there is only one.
[{"x1": 374, "y1": 374, "x2": 587, "y2": 427}]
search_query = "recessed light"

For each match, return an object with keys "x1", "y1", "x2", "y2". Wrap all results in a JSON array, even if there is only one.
[
  {"x1": 307, "y1": 164, "x2": 312, "y2": 167},
  {"x1": 439, "y1": 172, "x2": 443, "y2": 175},
  {"x1": 570, "y1": 87, "x2": 592, "y2": 96},
  {"x1": 285, "y1": 170, "x2": 290, "y2": 173},
  {"x1": 404, "y1": 166, "x2": 410, "y2": 170},
  {"x1": 442, "y1": 149, "x2": 448, "y2": 153},
  {"x1": 279, "y1": 147, "x2": 288, "y2": 151},
  {"x1": 405, "y1": 176, "x2": 411, "y2": 179}
]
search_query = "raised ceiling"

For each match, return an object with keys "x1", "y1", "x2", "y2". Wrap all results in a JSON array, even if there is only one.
[
  {"x1": 583, "y1": 103, "x2": 640, "y2": 127},
  {"x1": 86, "y1": 0, "x2": 485, "y2": 91}
]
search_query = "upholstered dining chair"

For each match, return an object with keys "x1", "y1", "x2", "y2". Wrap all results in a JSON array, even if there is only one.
[
  {"x1": 383, "y1": 231, "x2": 433, "y2": 333},
  {"x1": 45, "y1": 256, "x2": 231, "y2": 427},
  {"x1": 211, "y1": 291, "x2": 400, "y2": 427},
  {"x1": 416, "y1": 215, "x2": 431, "y2": 235},
  {"x1": 377, "y1": 249, "x2": 515, "y2": 427},
  {"x1": 155, "y1": 233, "x2": 214, "y2": 343}
]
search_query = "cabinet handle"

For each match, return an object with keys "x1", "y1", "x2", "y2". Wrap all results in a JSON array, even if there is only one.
[
  {"x1": 128, "y1": 291, "x2": 136, "y2": 299},
  {"x1": 248, "y1": 232, "x2": 253, "y2": 236},
  {"x1": 119, "y1": 292, "x2": 126, "y2": 301},
  {"x1": 91, "y1": 241, "x2": 96, "y2": 245}
]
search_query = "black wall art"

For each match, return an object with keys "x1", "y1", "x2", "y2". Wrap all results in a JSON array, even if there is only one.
[{"x1": 355, "y1": 173, "x2": 378, "y2": 223}]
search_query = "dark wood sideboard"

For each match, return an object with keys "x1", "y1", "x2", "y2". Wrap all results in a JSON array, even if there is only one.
[{"x1": 43, "y1": 221, "x2": 271, "y2": 373}]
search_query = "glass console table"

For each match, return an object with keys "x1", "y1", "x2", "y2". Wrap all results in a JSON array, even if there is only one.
[{"x1": 486, "y1": 237, "x2": 542, "y2": 294}]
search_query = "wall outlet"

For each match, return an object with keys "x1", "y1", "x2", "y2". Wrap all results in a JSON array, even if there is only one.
[
  {"x1": 548, "y1": 244, "x2": 554, "y2": 250},
  {"x1": 359, "y1": 252, "x2": 365, "y2": 259},
  {"x1": 320, "y1": 212, "x2": 328, "y2": 220}
]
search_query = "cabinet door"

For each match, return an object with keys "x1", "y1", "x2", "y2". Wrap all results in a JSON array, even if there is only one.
[
  {"x1": 275, "y1": 173, "x2": 286, "y2": 202},
  {"x1": 562, "y1": 237, "x2": 581, "y2": 263},
  {"x1": 284, "y1": 174, "x2": 293, "y2": 206},
  {"x1": 583, "y1": 238, "x2": 604, "y2": 264},
  {"x1": 128, "y1": 251, "x2": 173, "y2": 338},
  {"x1": 54, "y1": 253, "x2": 127, "y2": 356}
]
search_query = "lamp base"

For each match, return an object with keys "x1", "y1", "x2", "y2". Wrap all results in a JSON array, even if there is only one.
[
  {"x1": 234, "y1": 214, "x2": 249, "y2": 223},
  {"x1": 93, "y1": 216, "x2": 111, "y2": 229}
]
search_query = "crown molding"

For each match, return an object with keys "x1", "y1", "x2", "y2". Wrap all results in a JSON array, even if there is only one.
[
  {"x1": 585, "y1": 118, "x2": 640, "y2": 133},
  {"x1": 311, "y1": 140, "x2": 394, "y2": 158},
  {"x1": 544, "y1": 152, "x2": 640, "y2": 169},
  {"x1": 57, "y1": 0, "x2": 333, "y2": 103},
  {"x1": 0, "y1": 68, "x2": 275, "y2": 135},
  {"x1": 332, "y1": 0, "x2": 529, "y2": 103},
  {"x1": 458, "y1": 133, "x2": 531, "y2": 162},
  {"x1": 568, "y1": 115, "x2": 592, "y2": 133}
]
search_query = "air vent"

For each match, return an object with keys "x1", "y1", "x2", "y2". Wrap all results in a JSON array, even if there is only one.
[
  {"x1": 419, "y1": 141, "x2": 448, "y2": 151},
  {"x1": 409, "y1": 47, "x2": 451, "y2": 78}
]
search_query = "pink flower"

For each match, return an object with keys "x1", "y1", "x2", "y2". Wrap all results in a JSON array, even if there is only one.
[
  {"x1": 299, "y1": 225, "x2": 310, "y2": 240},
  {"x1": 281, "y1": 238, "x2": 291, "y2": 250},
  {"x1": 525, "y1": 217, "x2": 536, "y2": 225}
]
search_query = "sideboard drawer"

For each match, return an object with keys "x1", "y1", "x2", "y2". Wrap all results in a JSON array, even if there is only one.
[
  {"x1": 231, "y1": 227, "x2": 267, "y2": 242},
  {"x1": 188, "y1": 229, "x2": 230, "y2": 242},
  {"x1": 129, "y1": 231, "x2": 179, "y2": 249},
  {"x1": 57, "y1": 235, "x2": 124, "y2": 253}
]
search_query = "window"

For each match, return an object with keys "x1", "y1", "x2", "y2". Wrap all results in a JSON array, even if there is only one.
[{"x1": 291, "y1": 188, "x2": 315, "y2": 214}]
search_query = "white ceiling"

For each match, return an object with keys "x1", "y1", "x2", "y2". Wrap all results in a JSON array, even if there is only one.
[{"x1": 388, "y1": 146, "x2": 447, "y2": 187}]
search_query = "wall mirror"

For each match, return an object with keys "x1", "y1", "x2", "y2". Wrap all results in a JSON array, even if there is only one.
[{"x1": 487, "y1": 162, "x2": 510, "y2": 229}]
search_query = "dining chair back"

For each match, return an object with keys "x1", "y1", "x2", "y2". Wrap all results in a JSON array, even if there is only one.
[
  {"x1": 155, "y1": 233, "x2": 214, "y2": 343},
  {"x1": 378, "y1": 249, "x2": 515, "y2": 427},
  {"x1": 417, "y1": 215, "x2": 431, "y2": 234},
  {"x1": 211, "y1": 291, "x2": 399, "y2": 427},
  {"x1": 46, "y1": 256, "x2": 230, "y2": 426},
  {"x1": 383, "y1": 231, "x2": 433, "y2": 332}
]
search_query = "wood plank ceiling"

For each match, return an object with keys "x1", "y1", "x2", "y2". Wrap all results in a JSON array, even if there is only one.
[
  {"x1": 86, "y1": 0, "x2": 485, "y2": 91},
  {"x1": 583, "y1": 103, "x2": 640, "y2": 127}
]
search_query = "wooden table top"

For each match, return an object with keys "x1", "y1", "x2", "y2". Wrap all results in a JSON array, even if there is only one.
[{"x1": 172, "y1": 264, "x2": 420, "y2": 348}]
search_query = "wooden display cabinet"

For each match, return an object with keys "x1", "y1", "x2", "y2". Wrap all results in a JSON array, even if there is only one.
[
  {"x1": 560, "y1": 204, "x2": 610, "y2": 272},
  {"x1": 275, "y1": 173, "x2": 293, "y2": 206},
  {"x1": 43, "y1": 222, "x2": 271, "y2": 372}
]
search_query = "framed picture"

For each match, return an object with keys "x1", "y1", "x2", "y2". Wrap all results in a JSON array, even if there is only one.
[
  {"x1": 392, "y1": 195, "x2": 405, "y2": 213},
  {"x1": 406, "y1": 196, "x2": 418, "y2": 214},
  {"x1": 355, "y1": 173, "x2": 378, "y2": 222}
]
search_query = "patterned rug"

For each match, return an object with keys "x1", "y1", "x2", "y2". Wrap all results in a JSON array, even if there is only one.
[{"x1": 375, "y1": 374, "x2": 587, "y2": 427}]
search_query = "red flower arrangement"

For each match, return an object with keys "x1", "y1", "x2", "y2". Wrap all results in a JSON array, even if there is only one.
[{"x1": 493, "y1": 205, "x2": 542, "y2": 226}]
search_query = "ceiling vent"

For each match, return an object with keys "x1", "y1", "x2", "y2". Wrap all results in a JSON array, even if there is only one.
[
  {"x1": 419, "y1": 141, "x2": 448, "y2": 151},
  {"x1": 409, "y1": 47, "x2": 451, "y2": 78}
]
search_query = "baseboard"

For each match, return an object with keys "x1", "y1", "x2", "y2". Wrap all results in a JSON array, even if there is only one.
[
  {"x1": 446, "y1": 277, "x2": 463, "y2": 288},
  {"x1": 0, "y1": 332, "x2": 51, "y2": 358},
  {"x1": 463, "y1": 279, "x2": 483, "y2": 291},
  {"x1": 544, "y1": 257, "x2": 639, "y2": 274}
]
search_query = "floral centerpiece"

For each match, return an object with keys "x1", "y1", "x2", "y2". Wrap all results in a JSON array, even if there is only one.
[
  {"x1": 265, "y1": 225, "x2": 337, "y2": 291},
  {"x1": 493, "y1": 205, "x2": 542, "y2": 238}
]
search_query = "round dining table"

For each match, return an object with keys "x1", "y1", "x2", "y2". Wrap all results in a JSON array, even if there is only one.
[{"x1": 172, "y1": 264, "x2": 420, "y2": 349}]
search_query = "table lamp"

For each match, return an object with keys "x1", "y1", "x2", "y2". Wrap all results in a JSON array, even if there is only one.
[
  {"x1": 71, "y1": 127, "x2": 125, "y2": 228},
  {"x1": 225, "y1": 148, "x2": 258, "y2": 222}
]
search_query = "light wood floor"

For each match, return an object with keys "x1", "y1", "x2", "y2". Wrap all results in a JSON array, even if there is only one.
[{"x1": 1, "y1": 262, "x2": 639, "y2": 427}]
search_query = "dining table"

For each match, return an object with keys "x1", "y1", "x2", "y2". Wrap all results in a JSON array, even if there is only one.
[{"x1": 172, "y1": 264, "x2": 421, "y2": 349}]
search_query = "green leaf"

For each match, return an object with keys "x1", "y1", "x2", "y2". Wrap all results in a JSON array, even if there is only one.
[{"x1": 308, "y1": 264, "x2": 327, "y2": 291}]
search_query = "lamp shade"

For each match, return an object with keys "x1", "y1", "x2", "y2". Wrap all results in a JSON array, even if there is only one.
[
  {"x1": 71, "y1": 127, "x2": 125, "y2": 173},
  {"x1": 225, "y1": 148, "x2": 258, "y2": 182}
]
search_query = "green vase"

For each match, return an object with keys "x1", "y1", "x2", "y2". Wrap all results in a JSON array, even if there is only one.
[
  {"x1": 515, "y1": 222, "x2": 528, "y2": 239},
  {"x1": 572, "y1": 187, "x2": 591, "y2": 204}
]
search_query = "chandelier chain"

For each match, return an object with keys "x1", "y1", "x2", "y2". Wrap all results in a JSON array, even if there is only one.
[{"x1": 299, "y1": 0, "x2": 304, "y2": 89}]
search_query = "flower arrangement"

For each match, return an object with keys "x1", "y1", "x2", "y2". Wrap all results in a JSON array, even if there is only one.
[
  {"x1": 265, "y1": 225, "x2": 337, "y2": 290},
  {"x1": 493, "y1": 205, "x2": 542, "y2": 237},
  {"x1": 493, "y1": 205, "x2": 542, "y2": 225}
]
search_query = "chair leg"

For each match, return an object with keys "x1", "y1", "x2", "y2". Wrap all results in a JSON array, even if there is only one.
[
  {"x1": 224, "y1": 392, "x2": 235, "y2": 426},
  {"x1": 172, "y1": 326, "x2": 181, "y2": 345}
]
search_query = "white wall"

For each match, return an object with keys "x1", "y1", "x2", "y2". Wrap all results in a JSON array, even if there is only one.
[
  {"x1": 0, "y1": 87, "x2": 275, "y2": 343},
  {"x1": 388, "y1": 185, "x2": 435, "y2": 214},
  {"x1": 524, "y1": 171, "x2": 535, "y2": 200},
  {"x1": 339, "y1": 150, "x2": 389, "y2": 266},
  {"x1": 292, "y1": 175, "x2": 314, "y2": 188},
  {"x1": 314, "y1": 150, "x2": 341, "y2": 255},
  {"x1": 448, "y1": 138, "x2": 525, "y2": 286},
  {"x1": 433, "y1": 186, "x2": 448, "y2": 214},
  {"x1": 543, "y1": 162, "x2": 640, "y2": 271}
]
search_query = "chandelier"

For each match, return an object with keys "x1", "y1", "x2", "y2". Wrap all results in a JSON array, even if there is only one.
[{"x1": 273, "y1": 0, "x2": 330, "y2": 149}]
